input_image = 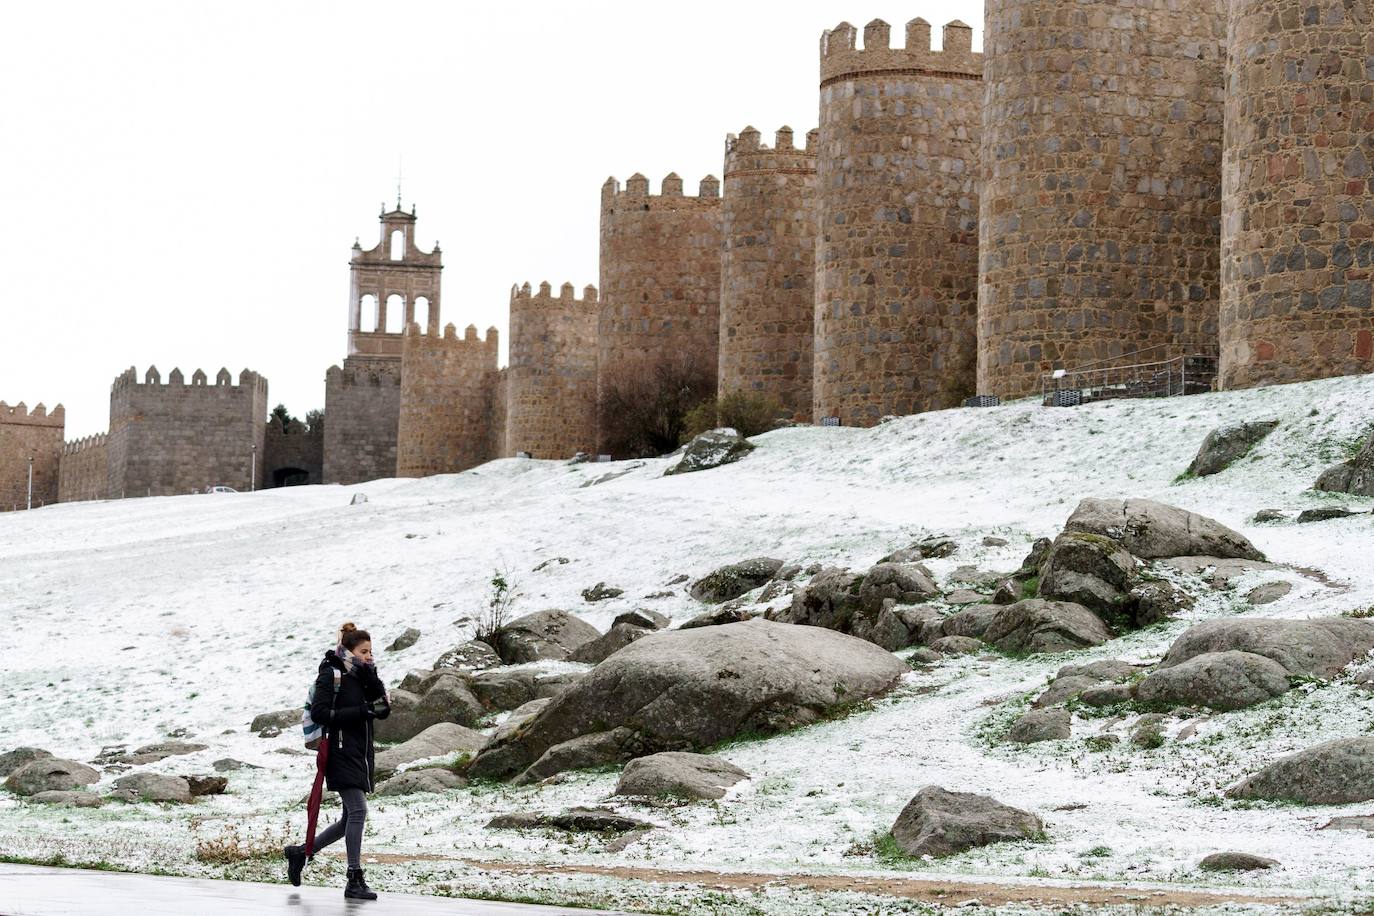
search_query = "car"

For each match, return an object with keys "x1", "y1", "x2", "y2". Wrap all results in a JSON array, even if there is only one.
[{"x1": 207, "y1": 485, "x2": 238, "y2": 494}]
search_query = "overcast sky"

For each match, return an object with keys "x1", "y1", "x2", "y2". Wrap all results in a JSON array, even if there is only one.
[{"x1": 1, "y1": 1, "x2": 982, "y2": 438}]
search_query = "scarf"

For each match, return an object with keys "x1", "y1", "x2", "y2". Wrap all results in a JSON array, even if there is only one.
[{"x1": 336, "y1": 646, "x2": 376, "y2": 675}]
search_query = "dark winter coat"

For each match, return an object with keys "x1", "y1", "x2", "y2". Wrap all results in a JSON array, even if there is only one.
[{"x1": 310, "y1": 650, "x2": 390, "y2": 793}]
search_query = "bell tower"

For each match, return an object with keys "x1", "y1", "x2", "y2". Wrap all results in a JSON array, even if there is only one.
[{"x1": 347, "y1": 203, "x2": 443, "y2": 357}]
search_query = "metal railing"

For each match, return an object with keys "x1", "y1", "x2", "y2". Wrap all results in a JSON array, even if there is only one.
[{"x1": 1042, "y1": 347, "x2": 1219, "y2": 407}]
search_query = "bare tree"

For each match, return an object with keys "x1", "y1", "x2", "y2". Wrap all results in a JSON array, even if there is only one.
[{"x1": 598, "y1": 351, "x2": 716, "y2": 457}]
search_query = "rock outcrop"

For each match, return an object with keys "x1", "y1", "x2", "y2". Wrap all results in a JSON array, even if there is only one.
[
  {"x1": 690, "y1": 558, "x2": 784, "y2": 604},
  {"x1": 664, "y1": 429, "x2": 755, "y2": 476},
  {"x1": 4, "y1": 758, "x2": 100, "y2": 796},
  {"x1": 1228, "y1": 738, "x2": 1374, "y2": 804},
  {"x1": 489, "y1": 610, "x2": 599, "y2": 664},
  {"x1": 1315, "y1": 432, "x2": 1374, "y2": 497},
  {"x1": 467, "y1": 619, "x2": 905, "y2": 783},
  {"x1": 614, "y1": 752, "x2": 749, "y2": 801},
  {"x1": 1065, "y1": 498, "x2": 1264, "y2": 561},
  {"x1": 890, "y1": 786, "x2": 1042, "y2": 858},
  {"x1": 1185, "y1": 421, "x2": 1279, "y2": 477}
]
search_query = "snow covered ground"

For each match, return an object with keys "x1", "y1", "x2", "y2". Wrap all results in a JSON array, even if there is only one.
[{"x1": 2, "y1": 373, "x2": 1373, "y2": 913}]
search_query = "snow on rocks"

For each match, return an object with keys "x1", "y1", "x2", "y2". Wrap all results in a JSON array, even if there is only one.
[
  {"x1": 1200, "y1": 851, "x2": 1281, "y2": 871},
  {"x1": 889, "y1": 786, "x2": 1043, "y2": 858},
  {"x1": 433, "y1": 639, "x2": 502, "y2": 672},
  {"x1": 4, "y1": 758, "x2": 99, "y2": 795},
  {"x1": 688, "y1": 557, "x2": 784, "y2": 603},
  {"x1": 489, "y1": 609, "x2": 599, "y2": 664},
  {"x1": 468, "y1": 619, "x2": 906, "y2": 783},
  {"x1": 1227, "y1": 737, "x2": 1374, "y2": 805},
  {"x1": 111, "y1": 773, "x2": 193, "y2": 804},
  {"x1": 1065, "y1": 497, "x2": 1266, "y2": 561},
  {"x1": 663, "y1": 428, "x2": 754, "y2": 476},
  {"x1": 1136, "y1": 651, "x2": 1292, "y2": 712},
  {"x1": 376, "y1": 768, "x2": 466, "y2": 797},
  {"x1": 374, "y1": 722, "x2": 486, "y2": 779},
  {"x1": 1315, "y1": 429, "x2": 1374, "y2": 496},
  {"x1": 0, "y1": 746, "x2": 51, "y2": 777},
  {"x1": 613, "y1": 752, "x2": 750, "y2": 801},
  {"x1": 1185, "y1": 421, "x2": 1280, "y2": 478}
]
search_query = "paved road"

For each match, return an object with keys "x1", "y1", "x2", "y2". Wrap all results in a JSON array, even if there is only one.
[{"x1": 0, "y1": 864, "x2": 631, "y2": 915}]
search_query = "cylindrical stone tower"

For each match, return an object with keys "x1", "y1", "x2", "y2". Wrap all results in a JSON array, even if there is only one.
[
  {"x1": 597, "y1": 172, "x2": 722, "y2": 453},
  {"x1": 505, "y1": 281, "x2": 599, "y2": 460},
  {"x1": 978, "y1": 0, "x2": 1226, "y2": 400},
  {"x1": 1220, "y1": 0, "x2": 1374, "y2": 388},
  {"x1": 720, "y1": 125, "x2": 818, "y2": 421},
  {"x1": 815, "y1": 19, "x2": 983, "y2": 425}
]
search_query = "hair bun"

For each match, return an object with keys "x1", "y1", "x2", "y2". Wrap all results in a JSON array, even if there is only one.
[{"x1": 340, "y1": 622, "x2": 357, "y2": 633}]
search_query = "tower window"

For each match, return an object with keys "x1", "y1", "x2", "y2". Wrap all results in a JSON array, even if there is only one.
[{"x1": 390, "y1": 230, "x2": 405, "y2": 261}]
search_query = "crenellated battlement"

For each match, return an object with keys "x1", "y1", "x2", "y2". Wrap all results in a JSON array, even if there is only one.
[
  {"x1": 62, "y1": 432, "x2": 107, "y2": 456},
  {"x1": 404, "y1": 321, "x2": 500, "y2": 349},
  {"x1": 0, "y1": 400, "x2": 65, "y2": 427},
  {"x1": 111, "y1": 366, "x2": 266, "y2": 394},
  {"x1": 510, "y1": 281, "x2": 599, "y2": 308},
  {"x1": 601, "y1": 173, "x2": 721, "y2": 208},
  {"x1": 820, "y1": 17, "x2": 981, "y2": 84},
  {"x1": 724, "y1": 125, "x2": 819, "y2": 177}
]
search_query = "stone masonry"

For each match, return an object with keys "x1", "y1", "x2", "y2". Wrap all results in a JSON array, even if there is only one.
[
  {"x1": 0, "y1": 401, "x2": 63, "y2": 511},
  {"x1": 504, "y1": 282, "x2": 598, "y2": 459},
  {"x1": 598, "y1": 173, "x2": 722, "y2": 452},
  {"x1": 978, "y1": 0, "x2": 1227, "y2": 400},
  {"x1": 323, "y1": 357, "x2": 402, "y2": 485},
  {"x1": 58, "y1": 434, "x2": 108, "y2": 504},
  {"x1": 720, "y1": 126, "x2": 818, "y2": 422},
  {"x1": 1220, "y1": 0, "x2": 1374, "y2": 388},
  {"x1": 263, "y1": 416, "x2": 323, "y2": 488},
  {"x1": 326, "y1": 206, "x2": 444, "y2": 485},
  {"x1": 815, "y1": 19, "x2": 983, "y2": 425},
  {"x1": 106, "y1": 367, "x2": 267, "y2": 498},
  {"x1": 396, "y1": 323, "x2": 499, "y2": 477}
]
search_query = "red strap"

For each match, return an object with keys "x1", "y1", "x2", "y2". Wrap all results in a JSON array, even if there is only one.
[{"x1": 303, "y1": 738, "x2": 329, "y2": 856}]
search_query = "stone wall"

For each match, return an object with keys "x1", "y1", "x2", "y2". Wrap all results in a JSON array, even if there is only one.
[
  {"x1": 598, "y1": 172, "x2": 722, "y2": 452},
  {"x1": 396, "y1": 323, "x2": 499, "y2": 477},
  {"x1": 323, "y1": 357, "x2": 402, "y2": 485},
  {"x1": 0, "y1": 401, "x2": 63, "y2": 511},
  {"x1": 978, "y1": 0, "x2": 1226, "y2": 399},
  {"x1": 720, "y1": 126, "x2": 818, "y2": 422},
  {"x1": 815, "y1": 19, "x2": 983, "y2": 425},
  {"x1": 1220, "y1": 0, "x2": 1374, "y2": 388},
  {"x1": 263, "y1": 417, "x2": 323, "y2": 487},
  {"x1": 58, "y1": 433, "x2": 107, "y2": 504},
  {"x1": 491, "y1": 368, "x2": 508, "y2": 461},
  {"x1": 106, "y1": 367, "x2": 267, "y2": 498},
  {"x1": 505, "y1": 282, "x2": 599, "y2": 459}
]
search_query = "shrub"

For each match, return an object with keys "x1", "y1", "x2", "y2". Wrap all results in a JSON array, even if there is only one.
[
  {"x1": 682, "y1": 390, "x2": 785, "y2": 443},
  {"x1": 598, "y1": 352, "x2": 715, "y2": 457},
  {"x1": 193, "y1": 820, "x2": 290, "y2": 864}
]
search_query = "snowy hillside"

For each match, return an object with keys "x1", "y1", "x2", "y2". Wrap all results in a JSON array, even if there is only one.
[{"x1": 2, "y1": 374, "x2": 1373, "y2": 914}]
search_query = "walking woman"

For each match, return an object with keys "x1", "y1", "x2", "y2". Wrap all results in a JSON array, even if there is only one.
[{"x1": 285, "y1": 622, "x2": 390, "y2": 900}]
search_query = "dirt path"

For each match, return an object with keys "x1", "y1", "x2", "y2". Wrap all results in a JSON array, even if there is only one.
[{"x1": 346, "y1": 853, "x2": 1303, "y2": 909}]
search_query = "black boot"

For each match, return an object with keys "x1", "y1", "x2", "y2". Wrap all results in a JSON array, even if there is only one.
[
  {"x1": 345, "y1": 867, "x2": 377, "y2": 900},
  {"x1": 284, "y1": 845, "x2": 306, "y2": 887}
]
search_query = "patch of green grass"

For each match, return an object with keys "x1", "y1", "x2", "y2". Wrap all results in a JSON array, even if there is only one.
[
  {"x1": 1343, "y1": 606, "x2": 1374, "y2": 619},
  {"x1": 1020, "y1": 576, "x2": 1040, "y2": 599},
  {"x1": 873, "y1": 831, "x2": 909, "y2": 865}
]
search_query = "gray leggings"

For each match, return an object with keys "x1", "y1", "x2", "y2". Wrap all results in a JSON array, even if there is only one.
[{"x1": 313, "y1": 787, "x2": 366, "y2": 868}]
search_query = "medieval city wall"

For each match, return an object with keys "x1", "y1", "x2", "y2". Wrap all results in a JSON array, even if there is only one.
[
  {"x1": 978, "y1": 0, "x2": 1226, "y2": 399},
  {"x1": 720, "y1": 126, "x2": 818, "y2": 421},
  {"x1": 323, "y1": 357, "x2": 402, "y2": 485},
  {"x1": 491, "y1": 368, "x2": 509, "y2": 461},
  {"x1": 106, "y1": 367, "x2": 267, "y2": 498},
  {"x1": 263, "y1": 417, "x2": 324, "y2": 488},
  {"x1": 58, "y1": 433, "x2": 108, "y2": 504},
  {"x1": 0, "y1": 401, "x2": 63, "y2": 511},
  {"x1": 1220, "y1": 0, "x2": 1374, "y2": 388},
  {"x1": 598, "y1": 172, "x2": 722, "y2": 451},
  {"x1": 396, "y1": 323, "x2": 499, "y2": 477},
  {"x1": 815, "y1": 19, "x2": 983, "y2": 425},
  {"x1": 505, "y1": 282, "x2": 599, "y2": 459}
]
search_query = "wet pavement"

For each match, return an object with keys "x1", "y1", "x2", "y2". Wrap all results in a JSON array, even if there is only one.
[{"x1": 0, "y1": 864, "x2": 631, "y2": 915}]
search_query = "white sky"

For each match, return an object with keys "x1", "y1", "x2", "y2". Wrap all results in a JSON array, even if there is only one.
[{"x1": 1, "y1": 1, "x2": 982, "y2": 438}]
